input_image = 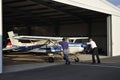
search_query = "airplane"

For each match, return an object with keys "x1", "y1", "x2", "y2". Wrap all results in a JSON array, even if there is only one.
[{"x1": 3, "y1": 31, "x2": 88, "y2": 62}]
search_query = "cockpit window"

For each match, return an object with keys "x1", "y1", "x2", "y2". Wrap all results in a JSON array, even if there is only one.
[
  {"x1": 69, "y1": 40, "x2": 74, "y2": 42},
  {"x1": 75, "y1": 39, "x2": 82, "y2": 43}
]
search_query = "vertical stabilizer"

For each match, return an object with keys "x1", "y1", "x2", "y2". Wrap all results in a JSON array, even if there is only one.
[{"x1": 8, "y1": 31, "x2": 22, "y2": 46}]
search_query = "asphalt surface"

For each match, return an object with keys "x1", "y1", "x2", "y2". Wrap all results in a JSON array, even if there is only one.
[{"x1": 1, "y1": 56, "x2": 120, "y2": 80}]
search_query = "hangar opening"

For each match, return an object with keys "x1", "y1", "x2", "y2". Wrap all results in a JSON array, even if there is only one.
[{"x1": 2, "y1": 0, "x2": 110, "y2": 66}]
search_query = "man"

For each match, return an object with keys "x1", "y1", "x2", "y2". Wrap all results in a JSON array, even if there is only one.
[
  {"x1": 87, "y1": 38, "x2": 101, "y2": 64},
  {"x1": 59, "y1": 38, "x2": 70, "y2": 64}
]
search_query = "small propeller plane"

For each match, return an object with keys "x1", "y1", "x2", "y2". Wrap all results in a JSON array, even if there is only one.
[{"x1": 3, "y1": 31, "x2": 88, "y2": 62}]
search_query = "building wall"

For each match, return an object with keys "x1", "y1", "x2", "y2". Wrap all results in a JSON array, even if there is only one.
[
  {"x1": 91, "y1": 22, "x2": 107, "y2": 54},
  {"x1": 13, "y1": 26, "x2": 55, "y2": 36},
  {"x1": 31, "y1": 26, "x2": 55, "y2": 36},
  {"x1": 112, "y1": 15, "x2": 120, "y2": 56},
  {"x1": 60, "y1": 22, "x2": 107, "y2": 54},
  {"x1": 53, "y1": 0, "x2": 120, "y2": 16},
  {"x1": 60, "y1": 23, "x2": 88, "y2": 36}
]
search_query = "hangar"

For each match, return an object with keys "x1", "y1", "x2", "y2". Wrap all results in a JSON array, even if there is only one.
[{"x1": 0, "y1": 0, "x2": 120, "y2": 73}]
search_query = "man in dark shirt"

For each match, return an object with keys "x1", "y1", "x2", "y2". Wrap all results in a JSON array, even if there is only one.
[{"x1": 59, "y1": 38, "x2": 70, "y2": 64}]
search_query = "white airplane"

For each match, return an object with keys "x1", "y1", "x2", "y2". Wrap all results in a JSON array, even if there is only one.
[{"x1": 3, "y1": 31, "x2": 88, "y2": 62}]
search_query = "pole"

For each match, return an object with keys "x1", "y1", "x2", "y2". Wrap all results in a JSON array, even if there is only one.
[{"x1": 0, "y1": 0, "x2": 3, "y2": 73}]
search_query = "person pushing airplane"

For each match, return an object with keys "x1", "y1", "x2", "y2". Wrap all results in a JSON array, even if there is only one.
[{"x1": 59, "y1": 37, "x2": 70, "y2": 65}]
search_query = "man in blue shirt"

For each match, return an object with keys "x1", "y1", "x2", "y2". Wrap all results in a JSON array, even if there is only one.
[{"x1": 59, "y1": 38, "x2": 70, "y2": 64}]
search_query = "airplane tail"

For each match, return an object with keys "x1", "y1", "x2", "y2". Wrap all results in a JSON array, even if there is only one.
[
  {"x1": 6, "y1": 42, "x2": 12, "y2": 48},
  {"x1": 8, "y1": 31, "x2": 22, "y2": 46}
]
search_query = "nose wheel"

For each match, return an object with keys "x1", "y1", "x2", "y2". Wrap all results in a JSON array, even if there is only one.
[
  {"x1": 69, "y1": 54, "x2": 80, "y2": 62},
  {"x1": 48, "y1": 53, "x2": 54, "y2": 63},
  {"x1": 70, "y1": 53, "x2": 80, "y2": 62}
]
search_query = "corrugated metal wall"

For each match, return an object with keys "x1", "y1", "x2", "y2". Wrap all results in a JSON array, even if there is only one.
[{"x1": 112, "y1": 15, "x2": 120, "y2": 56}]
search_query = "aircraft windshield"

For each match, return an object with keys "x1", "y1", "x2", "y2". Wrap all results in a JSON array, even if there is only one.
[{"x1": 75, "y1": 39, "x2": 82, "y2": 43}]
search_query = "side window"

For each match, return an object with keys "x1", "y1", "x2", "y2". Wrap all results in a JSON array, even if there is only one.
[
  {"x1": 75, "y1": 39, "x2": 82, "y2": 43},
  {"x1": 19, "y1": 40, "x2": 31, "y2": 43},
  {"x1": 69, "y1": 39, "x2": 74, "y2": 43}
]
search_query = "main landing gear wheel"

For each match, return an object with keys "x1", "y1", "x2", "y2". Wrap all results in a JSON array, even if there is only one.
[
  {"x1": 48, "y1": 57, "x2": 54, "y2": 63},
  {"x1": 74, "y1": 57, "x2": 79, "y2": 62},
  {"x1": 48, "y1": 53, "x2": 54, "y2": 63}
]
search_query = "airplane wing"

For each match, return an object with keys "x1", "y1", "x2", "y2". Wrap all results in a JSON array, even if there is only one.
[
  {"x1": 14, "y1": 36, "x2": 88, "y2": 41},
  {"x1": 8, "y1": 31, "x2": 88, "y2": 41},
  {"x1": 13, "y1": 36, "x2": 63, "y2": 41},
  {"x1": 68, "y1": 37, "x2": 89, "y2": 40}
]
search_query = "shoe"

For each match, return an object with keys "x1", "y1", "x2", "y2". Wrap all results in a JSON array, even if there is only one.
[
  {"x1": 68, "y1": 62, "x2": 70, "y2": 65},
  {"x1": 63, "y1": 57, "x2": 66, "y2": 60},
  {"x1": 97, "y1": 61, "x2": 101, "y2": 64},
  {"x1": 66, "y1": 62, "x2": 70, "y2": 65},
  {"x1": 91, "y1": 62, "x2": 96, "y2": 64}
]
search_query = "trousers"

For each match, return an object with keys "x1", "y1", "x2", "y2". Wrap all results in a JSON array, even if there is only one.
[
  {"x1": 63, "y1": 49, "x2": 70, "y2": 64},
  {"x1": 91, "y1": 48, "x2": 100, "y2": 63}
]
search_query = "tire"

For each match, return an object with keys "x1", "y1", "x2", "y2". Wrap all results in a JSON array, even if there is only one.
[
  {"x1": 48, "y1": 57, "x2": 54, "y2": 63},
  {"x1": 74, "y1": 57, "x2": 79, "y2": 62}
]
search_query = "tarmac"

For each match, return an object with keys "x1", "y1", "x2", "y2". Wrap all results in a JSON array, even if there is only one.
[
  {"x1": 3, "y1": 63, "x2": 63, "y2": 73},
  {"x1": 1, "y1": 54, "x2": 120, "y2": 80},
  {"x1": 2, "y1": 54, "x2": 108, "y2": 73}
]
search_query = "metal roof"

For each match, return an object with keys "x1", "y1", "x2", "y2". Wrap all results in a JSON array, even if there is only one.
[
  {"x1": 3, "y1": 0, "x2": 108, "y2": 25},
  {"x1": 53, "y1": 0, "x2": 120, "y2": 16}
]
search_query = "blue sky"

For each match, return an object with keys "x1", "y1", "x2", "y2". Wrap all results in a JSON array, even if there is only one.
[{"x1": 107, "y1": 0, "x2": 120, "y2": 7}]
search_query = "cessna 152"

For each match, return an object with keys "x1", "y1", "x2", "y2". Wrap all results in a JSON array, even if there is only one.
[{"x1": 3, "y1": 31, "x2": 88, "y2": 62}]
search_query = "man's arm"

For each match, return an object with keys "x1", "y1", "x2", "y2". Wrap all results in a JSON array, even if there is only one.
[{"x1": 87, "y1": 42, "x2": 91, "y2": 45}]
